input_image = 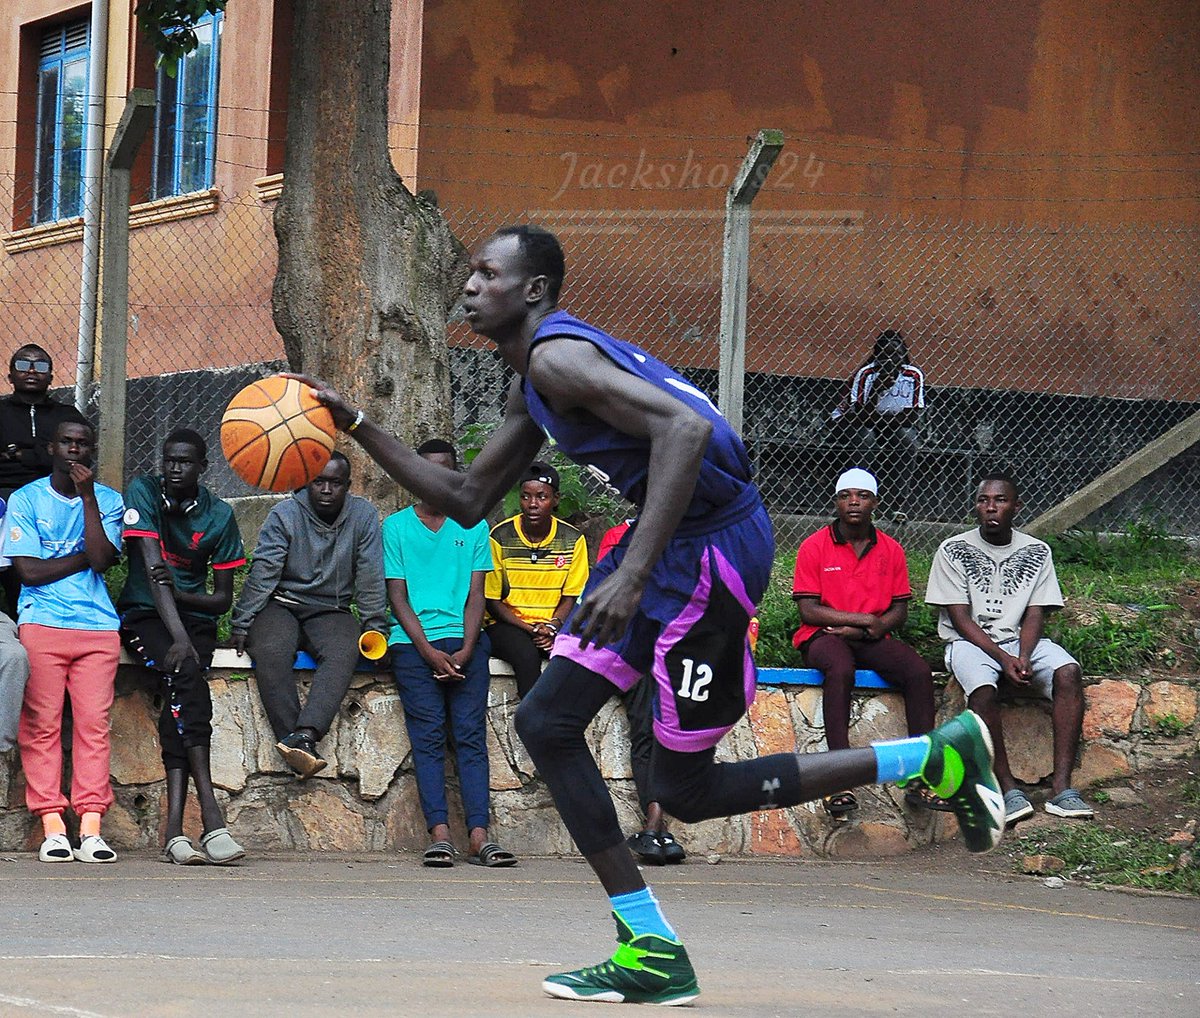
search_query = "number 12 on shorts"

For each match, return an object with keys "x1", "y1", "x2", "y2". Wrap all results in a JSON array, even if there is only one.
[{"x1": 677, "y1": 658, "x2": 713, "y2": 701}]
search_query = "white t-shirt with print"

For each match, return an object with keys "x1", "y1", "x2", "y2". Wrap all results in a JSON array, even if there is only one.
[{"x1": 925, "y1": 527, "x2": 1064, "y2": 643}]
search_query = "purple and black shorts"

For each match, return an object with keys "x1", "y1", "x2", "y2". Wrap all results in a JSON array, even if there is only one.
[{"x1": 553, "y1": 501, "x2": 774, "y2": 752}]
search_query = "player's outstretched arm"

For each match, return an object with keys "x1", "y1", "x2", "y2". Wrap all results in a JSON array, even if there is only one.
[
  {"x1": 288, "y1": 373, "x2": 544, "y2": 527},
  {"x1": 527, "y1": 340, "x2": 712, "y2": 648}
]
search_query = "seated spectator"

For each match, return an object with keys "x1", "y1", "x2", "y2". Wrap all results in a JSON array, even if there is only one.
[
  {"x1": 0, "y1": 344, "x2": 81, "y2": 618},
  {"x1": 926, "y1": 471, "x2": 1092, "y2": 824},
  {"x1": 231, "y1": 452, "x2": 387, "y2": 779},
  {"x1": 597, "y1": 519, "x2": 685, "y2": 864},
  {"x1": 0, "y1": 495, "x2": 31, "y2": 755},
  {"x1": 792, "y1": 468, "x2": 940, "y2": 818},
  {"x1": 384, "y1": 439, "x2": 515, "y2": 868},
  {"x1": 485, "y1": 462, "x2": 588, "y2": 698},
  {"x1": 118, "y1": 429, "x2": 247, "y2": 865},
  {"x1": 8, "y1": 416, "x2": 123, "y2": 863},
  {"x1": 830, "y1": 330, "x2": 924, "y2": 516}
]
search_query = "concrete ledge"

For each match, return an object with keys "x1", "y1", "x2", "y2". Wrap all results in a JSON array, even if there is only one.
[{"x1": 0, "y1": 664, "x2": 1195, "y2": 859}]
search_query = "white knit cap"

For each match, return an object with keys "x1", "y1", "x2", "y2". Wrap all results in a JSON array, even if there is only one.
[{"x1": 834, "y1": 467, "x2": 878, "y2": 496}]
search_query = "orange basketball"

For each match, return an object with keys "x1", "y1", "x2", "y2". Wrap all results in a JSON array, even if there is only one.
[{"x1": 220, "y1": 376, "x2": 335, "y2": 492}]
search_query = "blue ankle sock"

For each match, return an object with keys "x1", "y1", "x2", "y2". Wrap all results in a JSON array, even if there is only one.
[
  {"x1": 872, "y1": 735, "x2": 932, "y2": 784},
  {"x1": 611, "y1": 887, "x2": 677, "y2": 941}
]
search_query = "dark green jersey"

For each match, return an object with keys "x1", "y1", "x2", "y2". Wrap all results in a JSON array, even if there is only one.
[{"x1": 117, "y1": 474, "x2": 246, "y2": 620}]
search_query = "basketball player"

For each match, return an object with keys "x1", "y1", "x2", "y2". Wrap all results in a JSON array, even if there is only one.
[{"x1": 292, "y1": 225, "x2": 1005, "y2": 1006}]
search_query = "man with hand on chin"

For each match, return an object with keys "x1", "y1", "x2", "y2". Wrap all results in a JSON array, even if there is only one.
[{"x1": 8, "y1": 416, "x2": 124, "y2": 863}]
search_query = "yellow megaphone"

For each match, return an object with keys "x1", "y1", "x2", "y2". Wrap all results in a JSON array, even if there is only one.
[{"x1": 358, "y1": 630, "x2": 388, "y2": 660}]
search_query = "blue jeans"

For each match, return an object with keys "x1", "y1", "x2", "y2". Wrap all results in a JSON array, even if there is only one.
[{"x1": 391, "y1": 634, "x2": 491, "y2": 832}]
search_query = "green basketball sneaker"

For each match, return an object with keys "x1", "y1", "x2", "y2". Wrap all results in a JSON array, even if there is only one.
[
  {"x1": 915, "y1": 710, "x2": 1005, "y2": 854},
  {"x1": 542, "y1": 913, "x2": 700, "y2": 1006}
]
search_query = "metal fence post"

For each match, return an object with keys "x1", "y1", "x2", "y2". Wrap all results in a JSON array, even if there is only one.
[
  {"x1": 97, "y1": 89, "x2": 155, "y2": 490},
  {"x1": 718, "y1": 129, "x2": 783, "y2": 435}
]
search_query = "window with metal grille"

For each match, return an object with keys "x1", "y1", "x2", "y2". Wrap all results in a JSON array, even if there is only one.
[
  {"x1": 152, "y1": 11, "x2": 223, "y2": 199},
  {"x1": 33, "y1": 19, "x2": 90, "y2": 224}
]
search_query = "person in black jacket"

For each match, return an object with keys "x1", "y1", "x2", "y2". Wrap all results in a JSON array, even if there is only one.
[{"x1": 0, "y1": 345, "x2": 81, "y2": 618}]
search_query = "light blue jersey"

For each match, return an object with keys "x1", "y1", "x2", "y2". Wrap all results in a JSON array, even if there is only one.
[{"x1": 6, "y1": 476, "x2": 124, "y2": 630}]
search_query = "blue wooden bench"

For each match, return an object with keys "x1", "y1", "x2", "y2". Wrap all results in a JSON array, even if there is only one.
[
  {"x1": 290, "y1": 659, "x2": 895, "y2": 687},
  {"x1": 757, "y1": 667, "x2": 894, "y2": 690},
  {"x1": 293, "y1": 651, "x2": 377, "y2": 672},
  {"x1": 183, "y1": 652, "x2": 891, "y2": 689}
]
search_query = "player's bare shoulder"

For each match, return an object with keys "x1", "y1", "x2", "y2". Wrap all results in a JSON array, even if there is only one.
[{"x1": 527, "y1": 336, "x2": 620, "y2": 404}]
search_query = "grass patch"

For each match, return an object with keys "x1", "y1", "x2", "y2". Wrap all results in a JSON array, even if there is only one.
[
  {"x1": 1013, "y1": 825, "x2": 1200, "y2": 895},
  {"x1": 1181, "y1": 777, "x2": 1200, "y2": 810}
]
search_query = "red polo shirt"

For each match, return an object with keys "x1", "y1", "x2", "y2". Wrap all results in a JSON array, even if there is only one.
[{"x1": 791, "y1": 522, "x2": 912, "y2": 647}]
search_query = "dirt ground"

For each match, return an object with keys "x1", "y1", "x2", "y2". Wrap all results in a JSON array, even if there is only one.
[{"x1": 907, "y1": 752, "x2": 1200, "y2": 893}]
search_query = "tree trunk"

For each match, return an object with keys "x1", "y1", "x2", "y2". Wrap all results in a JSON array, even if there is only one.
[{"x1": 272, "y1": 0, "x2": 467, "y2": 510}]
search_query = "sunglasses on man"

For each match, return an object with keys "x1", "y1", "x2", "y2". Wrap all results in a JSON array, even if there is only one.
[{"x1": 12, "y1": 358, "x2": 51, "y2": 373}]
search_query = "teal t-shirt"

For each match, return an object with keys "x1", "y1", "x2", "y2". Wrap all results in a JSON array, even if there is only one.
[{"x1": 382, "y1": 507, "x2": 491, "y2": 644}]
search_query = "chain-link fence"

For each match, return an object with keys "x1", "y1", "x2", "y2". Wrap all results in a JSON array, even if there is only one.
[
  {"x1": 1, "y1": 111, "x2": 1197, "y2": 540},
  {"x1": 439, "y1": 205, "x2": 1200, "y2": 538}
]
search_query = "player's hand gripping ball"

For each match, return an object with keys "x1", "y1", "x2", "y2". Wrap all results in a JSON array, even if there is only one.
[{"x1": 220, "y1": 375, "x2": 335, "y2": 492}]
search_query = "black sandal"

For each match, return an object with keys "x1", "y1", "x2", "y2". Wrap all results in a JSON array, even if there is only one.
[
  {"x1": 904, "y1": 785, "x2": 954, "y2": 811},
  {"x1": 467, "y1": 841, "x2": 517, "y2": 867},
  {"x1": 822, "y1": 790, "x2": 858, "y2": 817},
  {"x1": 422, "y1": 841, "x2": 457, "y2": 867}
]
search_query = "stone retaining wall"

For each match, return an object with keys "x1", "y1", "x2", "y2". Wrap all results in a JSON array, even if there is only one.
[{"x1": 0, "y1": 665, "x2": 1195, "y2": 858}]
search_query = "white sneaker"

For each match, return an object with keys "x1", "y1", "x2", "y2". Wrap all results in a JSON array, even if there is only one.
[
  {"x1": 38, "y1": 833, "x2": 74, "y2": 863},
  {"x1": 73, "y1": 834, "x2": 117, "y2": 863}
]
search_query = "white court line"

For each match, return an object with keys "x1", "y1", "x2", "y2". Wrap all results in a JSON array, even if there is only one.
[
  {"x1": 885, "y1": 969, "x2": 1199, "y2": 986},
  {"x1": 0, "y1": 993, "x2": 112, "y2": 1017},
  {"x1": 0, "y1": 953, "x2": 388, "y2": 963}
]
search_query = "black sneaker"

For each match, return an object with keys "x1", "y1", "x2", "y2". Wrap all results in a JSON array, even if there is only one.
[
  {"x1": 276, "y1": 731, "x2": 327, "y2": 779},
  {"x1": 658, "y1": 831, "x2": 687, "y2": 864},
  {"x1": 627, "y1": 830, "x2": 666, "y2": 865}
]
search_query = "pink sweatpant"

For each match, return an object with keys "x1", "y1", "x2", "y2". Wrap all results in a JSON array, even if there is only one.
[{"x1": 18, "y1": 624, "x2": 120, "y2": 818}]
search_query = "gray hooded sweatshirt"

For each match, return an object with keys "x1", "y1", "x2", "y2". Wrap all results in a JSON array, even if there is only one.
[{"x1": 230, "y1": 488, "x2": 387, "y2": 635}]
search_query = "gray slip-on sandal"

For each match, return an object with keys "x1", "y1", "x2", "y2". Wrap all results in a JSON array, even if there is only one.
[
  {"x1": 200, "y1": 828, "x2": 246, "y2": 865},
  {"x1": 1003, "y1": 788, "x2": 1035, "y2": 826},
  {"x1": 163, "y1": 835, "x2": 207, "y2": 866},
  {"x1": 1045, "y1": 788, "x2": 1094, "y2": 819}
]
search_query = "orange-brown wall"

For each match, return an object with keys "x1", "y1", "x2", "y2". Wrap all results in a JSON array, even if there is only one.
[
  {"x1": 416, "y1": 0, "x2": 1200, "y2": 222},
  {"x1": 414, "y1": 1, "x2": 1200, "y2": 397},
  {"x1": 2, "y1": 2, "x2": 1195, "y2": 396}
]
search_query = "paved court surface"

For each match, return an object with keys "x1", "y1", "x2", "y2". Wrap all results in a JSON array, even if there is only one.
[{"x1": 0, "y1": 851, "x2": 1195, "y2": 1017}]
